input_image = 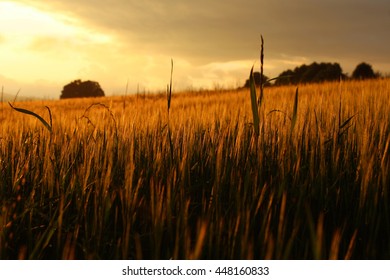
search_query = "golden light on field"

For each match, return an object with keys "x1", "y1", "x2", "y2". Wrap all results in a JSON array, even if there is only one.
[{"x1": 1, "y1": 79, "x2": 389, "y2": 259}]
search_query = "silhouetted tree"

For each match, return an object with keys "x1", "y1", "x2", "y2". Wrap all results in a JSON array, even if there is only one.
[
  {"x1": 60, "y1": 80, "x2": 105, "y2": 99},
  {"x1": 274, "y1": 69, "x2": 296, "y2": 85},
  {"x1": 274, "y1": 62, "x2": 345, "y2": 86},
  {"x1": 243, "y1": 72, "x2": 270, "y2": 88},
  {"x1": 352, "y1": 62, "x2": 377, "y2": 80},
  {"x1": 313, "y1": 63, "x2": 344, "y2": 82}
]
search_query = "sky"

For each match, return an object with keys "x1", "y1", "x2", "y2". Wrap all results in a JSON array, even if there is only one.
[{"x1": 1, "y1": 0, "x2": 389, "y2": 99}]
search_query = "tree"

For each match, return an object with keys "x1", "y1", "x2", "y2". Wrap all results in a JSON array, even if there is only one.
[
  {"x1": 60, "y1": 80, "x2": 105, "y2": 99},
  {"x1": 352, "y1": 62, "x2": 377, "y2": 80},
  {"x1": 274, "y1": 69, "x2": 296, "y2": 85},
  {"x1": 312, "y1": 63, "x2": 344, "y2": 82},
  {"x1": 243, "y1": 72, "x2": 270, "y2": 88}
]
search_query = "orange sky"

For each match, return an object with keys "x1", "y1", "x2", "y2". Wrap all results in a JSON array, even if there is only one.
[{"x1": 1, "y1": 0, "x2": 389, "y2": 99}]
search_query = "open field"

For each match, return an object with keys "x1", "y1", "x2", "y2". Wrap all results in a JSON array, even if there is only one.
[{"x1": 0, "y1": 78, "x2": 389, "y2": 259}]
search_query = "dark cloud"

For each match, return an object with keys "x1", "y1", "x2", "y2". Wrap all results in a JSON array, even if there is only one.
[
  {"x1": 18, "y1": 0, "x2": 390, "y2": 73},
  {"x1": 20, "y1": 0, "x2": 261, "y2": 62}
]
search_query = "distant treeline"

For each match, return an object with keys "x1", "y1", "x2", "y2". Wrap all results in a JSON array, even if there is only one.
[{"x1": 244, "y1": 62, "x2": 381, "y2": 88}]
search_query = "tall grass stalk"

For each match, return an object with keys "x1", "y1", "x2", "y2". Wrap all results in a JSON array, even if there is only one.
[
  {"x1": 167, "y1": 59, "x2": 173, "y2": 115},
  {"x1": 166, "y1": 59, "x2": 174, "y2": 162},
  {"x1": 258, "y1": 35, "x2": 264, "y2": 106},
  {"x1": 290, "y1": 88, "x2": 298, "y2": 134},
  {"x1": 249, "y1": 66, "x2": 260, "y2": 136}
]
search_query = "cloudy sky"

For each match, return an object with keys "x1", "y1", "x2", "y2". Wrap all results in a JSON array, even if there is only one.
[{"x1": 1, "y1": 0, "x2": 389, "y2": 99}]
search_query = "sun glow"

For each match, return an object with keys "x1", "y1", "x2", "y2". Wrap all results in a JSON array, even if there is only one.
[
  {"x1": 0, "y1": 2, "x2": 73, "y2": 36},
  {"x1": 0, "y1": 1, "x2": 113, "y2": 85}
]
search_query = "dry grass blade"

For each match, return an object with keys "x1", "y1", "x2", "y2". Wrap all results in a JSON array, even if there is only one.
[
  {"x1": 8, "y1": 102, "x2": 52, "y2": 133},
  {"x1": 339, "y1": 114, "x2": 356, "y2": 130},
  {"x1": 267, "y1": 109, "x2": 290, "y2": 120},
  {"x1": 1, "y1": 86, "x2": 3, "y2": 121},
  {"x1": 13, "y1": 88, "x2": 21, "y2": 103},
  {"x1": 166, "y1": 59, "x2": 174, "y2": 162},
  {"x1": 266, "y1": 75, "x2": 294, "y2": 84},
  {"x1": 167, "y1": 59, "x2": 173, "y2": 114},
  {"x1": 190, "y1": 221, "x2": 207, "y2": 259},
  {"x1": 45, "y1": 105, "x2": 52, "y2": 129},
  {"x1": 80, "y1": 102, "x2": 118, "y2": 136},
  {"x1": 344, "y1": 230, "x2": 358, "y2": 260},
  {"x1": 249, "y1": 66, "x2": 260, "y2": 136}
]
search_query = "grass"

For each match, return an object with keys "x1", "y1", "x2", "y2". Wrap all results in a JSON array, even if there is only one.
[{"x1": 0, "y1": 77, "x2": 389, "y2": 259}]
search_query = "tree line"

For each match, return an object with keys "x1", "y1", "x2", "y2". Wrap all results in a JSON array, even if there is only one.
[
  {"x1": 244, "y1": 62, "x2": 381, "y2": 88},
  {"x1": 59, "y1": 62, "x2": 381, "y2": 99}
]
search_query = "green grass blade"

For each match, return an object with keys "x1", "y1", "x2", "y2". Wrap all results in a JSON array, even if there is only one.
[
  {"x1": 9, "y1": 102, "x2": 52, "y2": 133},
  {"x1": 249, "y1": 66, "x2": 260, "y2": 136}
]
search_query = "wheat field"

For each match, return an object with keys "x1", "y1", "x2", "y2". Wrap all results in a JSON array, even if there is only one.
[{"x1": 0, "y1": 78, "x2": 389, "y2": 259}]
